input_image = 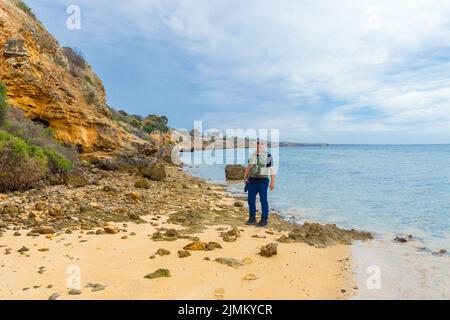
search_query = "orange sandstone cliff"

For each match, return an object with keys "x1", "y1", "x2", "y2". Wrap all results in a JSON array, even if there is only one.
[{"x1": 0, "y1": 0, "x2": 157, "y2": 162}]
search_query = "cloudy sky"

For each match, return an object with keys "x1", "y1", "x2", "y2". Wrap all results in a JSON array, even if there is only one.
[{"x1": 25, "y1": 0, "x2": 450, "y2": 144}]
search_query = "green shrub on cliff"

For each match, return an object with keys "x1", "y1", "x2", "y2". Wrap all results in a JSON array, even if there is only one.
[
  {"x1": 0, "y1": 129, "x2": 75, "y2": 192},
  {"x1": 143, "y1": 115, "x2": 169, "y2": 133},
  {"x1": 0, "y1": 83, "x2": 77, "y2": 192},
  {"x1": 0, "y1": 131, "x2": 47, "y2": 192},
  {"x1": 2, "y1": 107, "x2": 78, "y2": 171}
]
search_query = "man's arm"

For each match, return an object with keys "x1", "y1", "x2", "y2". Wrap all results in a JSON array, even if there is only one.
[
  {"x1": 269, "y1": 169, "x2": 275, "y2": 191},
  {"x1": 244, "y1": 164, "x2": 251, "y2": 183},
  {"x1": 268, "y1": 154, "x2": 275, "y2": 191}
]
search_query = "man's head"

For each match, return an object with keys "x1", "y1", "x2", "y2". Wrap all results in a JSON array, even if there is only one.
[{"x1": 256, "y1": 139, "x2": 266, "y2": 154}]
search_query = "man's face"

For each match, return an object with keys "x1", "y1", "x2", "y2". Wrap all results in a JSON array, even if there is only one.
[{"x1": 256, "y1": 143, "x2": 265, "y2": 153}]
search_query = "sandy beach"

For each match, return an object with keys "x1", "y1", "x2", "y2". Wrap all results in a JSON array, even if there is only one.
[{"x1": 0, "y1": 165, "x2": 366, "y2": 300}]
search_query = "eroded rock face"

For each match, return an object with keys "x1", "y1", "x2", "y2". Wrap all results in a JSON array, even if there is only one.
[{"x1": 0, "y1": 1, "x2": 153, "y2": 161}]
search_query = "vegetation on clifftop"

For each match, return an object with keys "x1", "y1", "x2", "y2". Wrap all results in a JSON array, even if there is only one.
[
  {"x1": 14, "y1": 0, "x2": 37, "y2": 20},
  {"x1": 108, "y1": 107, "x2": 170, "y2": 139}
]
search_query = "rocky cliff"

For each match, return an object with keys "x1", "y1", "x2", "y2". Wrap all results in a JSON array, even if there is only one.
[{"x1": 0, "y1": 0, "x2": 157, "y2": 162}]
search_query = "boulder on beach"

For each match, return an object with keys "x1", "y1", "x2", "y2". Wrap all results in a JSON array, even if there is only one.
[
  {"x1": 225, "y1": 165, "x2": 245, "y2": 180},
  {"x1": 140, "y1": 163, "x2": 167, "y2": 181}
]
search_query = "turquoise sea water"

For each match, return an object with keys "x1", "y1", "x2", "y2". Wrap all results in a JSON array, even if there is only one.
[{"x1": 182, "y1": 145, "x2": 450, "y2": 299}]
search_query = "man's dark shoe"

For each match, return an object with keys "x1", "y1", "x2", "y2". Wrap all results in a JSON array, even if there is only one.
[
  {"x1": 256, "y1": 219, "x2": 268, "y2": 228},
  {"x1": 245, "y1": 217, "x2": 257, "y2": 225}
]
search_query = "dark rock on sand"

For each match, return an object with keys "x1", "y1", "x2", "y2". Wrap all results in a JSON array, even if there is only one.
[
  {"x1": 225, "y1": 227, "x2": 241, "y2": 238},
  {"x1": 277, "y1": 222, "x2": 372, "y2": 248},
  {"x1": 223, "y1": 235, "x2": 237, "y2": 243},
  {"x1": 206, "y1": 242, "x2": 223, "y2": 251},
  {"x1": 260, "y1": 243, "x2": 278, "y2": 257},
  {"x1": 17, "y1": 246, "x2": 29, "y2": 253},
  {"x1": 178, "y1": 250, "x2": 191, "y2": 258},
  {"x1": 433, "y1": 249, "x2": 447, "y2": 256},
  {"x1": 48, "y1": 293, "x2": 59, "y2": 300},
  {"x1": 68, "y1": 289, "x2": 82, "y2": 295},
  {"x1": 152, "y1": 229, "x2": 195, "y2": 242},
  {"x1": 394, "y1": 237, "x2": 408, "y2": 243},
  {"x1": 33, "y1": 226, "x2": 56, "y2": 235},
  {"x1": 251, "y1": 234, "x2": 267, "y2": 239},
  {"x1": 234, "y1": 202, "x2": 244, "y2": 208},
  {"x1": 225, "y1": 165, "x2": 245, "y2": 180},
  {"x1": 86, "y1": 283, "x2": 106, "y2": 292},
  {"x1": 156, "y1": 248, "x2": 171, "y2": 256},
  {"x1": 215, "y1": 257, "x2": 244, "y2": 268},
  {"x1": 144, "y1": 269, "x2": 171, "y2": 279}
]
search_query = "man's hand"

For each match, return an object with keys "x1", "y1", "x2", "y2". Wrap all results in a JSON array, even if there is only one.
[{"x1": 270, "y1": 181, "x2": 275, "y2": 191}]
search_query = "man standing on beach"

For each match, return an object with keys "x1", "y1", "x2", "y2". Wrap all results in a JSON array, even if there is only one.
[{"x1": 244, "y1": 140, "x2": 275, "y2": 227}]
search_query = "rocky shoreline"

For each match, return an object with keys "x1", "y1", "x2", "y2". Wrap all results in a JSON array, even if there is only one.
[
  {"x1": 0, "y1": 163, "x2": 371, "y2": 243},
  {"x1": 0, "y1": 164, "x2": 372, "y2": 300}
]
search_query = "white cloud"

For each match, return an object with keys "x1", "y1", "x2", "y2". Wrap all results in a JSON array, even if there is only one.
[
  {"x1": 30, "y1": 0, "x2": 450, "y2": 142},
  {"x1": 119, "y1": 0, "x2": 450, "y2": 139}
]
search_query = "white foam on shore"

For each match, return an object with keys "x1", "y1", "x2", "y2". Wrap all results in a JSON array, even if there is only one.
[{"x1": 351, "y1": 239, "x2": 450, "y2": 300}]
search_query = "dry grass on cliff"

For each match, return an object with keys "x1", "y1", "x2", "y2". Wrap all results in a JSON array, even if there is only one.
[{"x1": 14, "y1": 0, "x2": 37, "y2": 20}]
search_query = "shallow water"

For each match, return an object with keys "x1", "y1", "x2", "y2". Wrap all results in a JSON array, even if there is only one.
[{"x1": 182, "y1": 145, "x2": 450, "y2": 299}]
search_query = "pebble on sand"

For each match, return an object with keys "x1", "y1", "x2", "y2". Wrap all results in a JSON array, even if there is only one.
[
  {"x1": 243, "y1": 274, "x2": 258, "y2": 281},
  {"x1": 259, "y1": 243, "x2": 278, "y2": 257},
  {"x1": 68, "y1": 289, "x2": 82, "y2": 295},
  {"x1": 156, "y1": 248, "x2": 171, "y2": 256},
  {"x1": 215, "y1": 257, "x2": 244, "y2": 268},
  {"x1": 177, "y1": 250, "x2": 191, "y2": 258}
]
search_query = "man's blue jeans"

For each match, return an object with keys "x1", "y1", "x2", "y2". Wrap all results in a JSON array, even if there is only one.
[{"x1": 247, "y1": 180, "x2": 269, "y2": 220}]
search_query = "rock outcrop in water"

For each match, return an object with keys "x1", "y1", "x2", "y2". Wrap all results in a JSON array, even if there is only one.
[{"x1": 278, "y1": 222, "x2": 373, "y2": 248}]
